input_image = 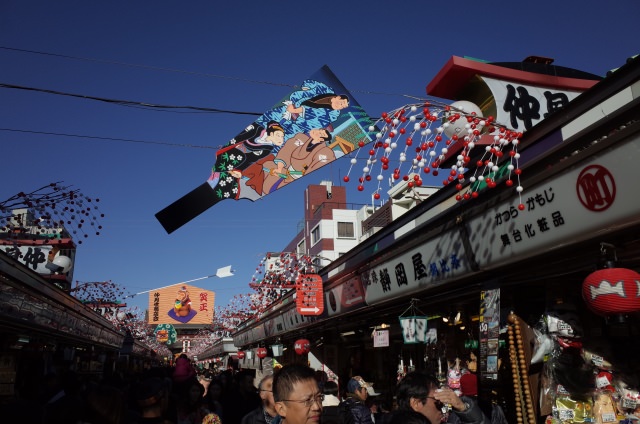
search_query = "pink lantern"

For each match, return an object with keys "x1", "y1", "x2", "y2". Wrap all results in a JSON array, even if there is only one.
[
  {"x1": 257, "y1": 347, "x2": 268, "y2": 359},
  {"x1": 294, "y1": 339, "x2": 311, "y2": 355},
  {"x1": 582, "y1": 268, "x2": 640, "y2": 316},
  {"x1": 237, "y1": 350, "x2": 246, "y2": 360}
]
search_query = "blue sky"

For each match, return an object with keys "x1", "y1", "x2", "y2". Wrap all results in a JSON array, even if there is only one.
[{"x1": 1, "y1": 0, "x2": 639, "y2": 315}]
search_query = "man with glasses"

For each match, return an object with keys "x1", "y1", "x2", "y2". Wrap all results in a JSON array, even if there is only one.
[
  {"x1": 273, "y1": 364, "x2": 324, "y2": 424},
  {"x1": 242, "y1": 374, "x2": 278, "y2": 424},
  {"x1": 394, "y1": 371, "x2": 487, "y2": 424}
]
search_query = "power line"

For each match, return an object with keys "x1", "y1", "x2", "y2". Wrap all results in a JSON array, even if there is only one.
[
  {"x1": 0, "y1": 128, "x2": 218, "y2": 149},
  {"x1": 0, "y1": 83, "x2": 263, "y2": 116},
  {"x1": 0, "y1": 46, "x2": 295, "y2": 89},
  {"x1": 0, "y1": 45, "x2": 419, "y2": 99}
]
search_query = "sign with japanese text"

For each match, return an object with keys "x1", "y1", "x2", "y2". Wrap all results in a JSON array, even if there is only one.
[
  {"x1": 296, "y1": 274, "x2": 324, "y2": 316},
  {"x1": 148, "y1": 284, "x2": 215, "y2": 325},
  {"x1": 1, "y1": 244, "x2": 75, "y2": 280},
  {"x1": 468, "y1": 137, "x2": 639, "y2": 270},
  {"x1": 362, "y1": 230, "x2": 472, "y2": 305},
  {"x1": 373, "y1": 329, "x2": 389, "y2": 347},
  {"x1": 481, "y1": 76, "x2": 583, "y2": 132}
]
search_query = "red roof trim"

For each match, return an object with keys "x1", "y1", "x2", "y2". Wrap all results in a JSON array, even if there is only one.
[{"x1": 426, "y1": 56, "x2": 599, "y2": 99}]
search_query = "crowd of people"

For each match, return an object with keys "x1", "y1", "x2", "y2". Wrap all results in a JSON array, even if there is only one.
[{"x1": 0, "y1": 354, "x2": 507, "y2": 424}]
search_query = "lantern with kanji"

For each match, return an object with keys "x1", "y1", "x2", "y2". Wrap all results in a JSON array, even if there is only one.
[
  {"x1": 237, "y1": 350, "x2": 246, "y2": 360},
  {"x1": 582, "y1": 268, "x2": 640, "y2": 316},
  {"x1": 257, "y1": 347, "x2": 268, "y2": 359},
  {"x1": 294, "y1": 339, "x2": 310, "y2": 355}
]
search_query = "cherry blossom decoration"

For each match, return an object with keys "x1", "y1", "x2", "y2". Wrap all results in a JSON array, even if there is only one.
[
  {"x1": 0, "y1": 181, "x2": 105, "y2": 244},
  {"x1": 344, "y1": 100, "x2": 525, "y2": 209}
]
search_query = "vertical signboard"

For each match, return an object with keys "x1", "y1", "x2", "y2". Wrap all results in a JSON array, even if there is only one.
[
  {"x1": 479, "y1": 288, "x2": 500, "y2": 382},
  {"x1": 296, "y1": 274, "x2": 324, "y2": 316}
]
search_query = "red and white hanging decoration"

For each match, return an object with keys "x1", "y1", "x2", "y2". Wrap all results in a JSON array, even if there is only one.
[{"x1": 343, "y1": 100, "x2": 524, "y2": 209}]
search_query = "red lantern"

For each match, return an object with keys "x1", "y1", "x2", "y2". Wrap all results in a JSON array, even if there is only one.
[
  {"x1": 236, "y1": 350, "x2": 246, "y2": 360},
  {"x1": 257, "y1": 347, "x2": 268, "y2": 359},
  {"x1": 294, "y1": 339, "x2": 310, "y2": 355},
  {"x1": 582, "y1": 268, "x2": 640, "y2": 316}
]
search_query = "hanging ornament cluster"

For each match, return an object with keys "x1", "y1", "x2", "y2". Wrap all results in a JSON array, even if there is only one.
[
  {"x1": 247, "y1": 252, "x2": 322, "y2": 316},
  {"x1": 343, "y1": 100, "x2": 524, "y2": 208},
  {"x1": 0, "y1": 181, "x2": 105, "y2": 244},
  {"x1": 70, "y1": 280, "x2": 129, "y2": 305}
]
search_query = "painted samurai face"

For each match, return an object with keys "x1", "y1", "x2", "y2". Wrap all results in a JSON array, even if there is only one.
[{"x1": 330, "y1": 96, "x2": 349, "y2": 110}]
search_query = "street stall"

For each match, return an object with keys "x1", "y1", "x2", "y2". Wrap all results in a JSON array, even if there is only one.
[{"x1": 231, "y1": 55, "x2": 640, "y2": 423}]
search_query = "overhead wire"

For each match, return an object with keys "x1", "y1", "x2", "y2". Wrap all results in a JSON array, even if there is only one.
[
  {"x1": 0, "y1": 45, "x2": 427, "y2": 150},
  {"x1": 0, "y1": 45, "x2": 418, "y2": 98},
  {"x1": 0, "y1": 128, "x2": 218, "y2": 149},
  {"x1": 0, "y1": 83, "x2": 263, "y2": 116}
]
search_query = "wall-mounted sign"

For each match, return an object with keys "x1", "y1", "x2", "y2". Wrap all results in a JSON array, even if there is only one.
[
  {"x1": 373, "y1": 330, "x2": 389, "y2": 347},
  {"x1": 296, "y1": 274, "x2": 324, "y2": 316}
]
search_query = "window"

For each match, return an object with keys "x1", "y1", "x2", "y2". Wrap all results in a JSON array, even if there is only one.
[
  {"x1": 337, "y1": 221, "x2": 354, "y2": 238},
  {"x1": 311, "y1": 225, "x2": 321, "y2": 244},
  {"x1": 297, "y1": 239, "x2": 306, "y2": 255}
]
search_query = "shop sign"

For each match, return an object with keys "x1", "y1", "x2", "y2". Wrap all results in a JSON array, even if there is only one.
[
  {"x1": 361, "y1": 231, "x2": 472, "y2": 305},
  {"x1": 481, "y1": 76, "x2": 582, "y2": 132},
  {"x1": 1, "y1": 245, "x2": 74, "y2": 279},
  {"x1": 468, "y1": 137, "x2": 640, "y2": 270},
  {"x1": 373, "y1": 329, "x2": 389, "y2": 347},
  {"x1": 296, "y1": 274, "x2": 324, "y2": 316}
]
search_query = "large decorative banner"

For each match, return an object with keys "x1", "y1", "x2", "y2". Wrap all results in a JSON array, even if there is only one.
[
  {"x1": 148, "y1": 284, "x2": 215, "y2": 325},
  {"x1": 156, "y1": 65, "x2": 375, "y2": 233}
]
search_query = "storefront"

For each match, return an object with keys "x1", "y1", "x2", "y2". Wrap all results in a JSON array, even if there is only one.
[
  {"x1": 231, "y1": 56, "x2": 640, "y2": 423},
  {"x1": 0, "y1": 251, "x2": 126, "y2": 400}
]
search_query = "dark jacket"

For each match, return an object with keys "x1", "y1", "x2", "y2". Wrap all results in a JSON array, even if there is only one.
[
  {"x1": 447, "y1": 396, "x2": 489, "y2": 424},
  {"x1": 341, "y1": 397, "x2": 374, "y2": 424}
]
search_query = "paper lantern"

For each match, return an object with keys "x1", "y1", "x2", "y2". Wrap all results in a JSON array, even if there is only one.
[
  {"x1": 294, "y1": 339, "x2": 310, "y2": 355},
  {"x1": 271, "y1": 344, "x2": 284, "y2": 357},
  {"x1": 582, "y1": 268, "x2": 640, "y2": 316},
  {"x1": 236, "y1": 350, "x2": 245, "y2": 360},
  {"x1": 257, "y1": 347, "x2": 268, "y2": 359}
]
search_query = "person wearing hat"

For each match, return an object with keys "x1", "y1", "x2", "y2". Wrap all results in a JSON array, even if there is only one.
[{"x1": 339, "y1": 376, "x2": 378, "y2": 424}]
